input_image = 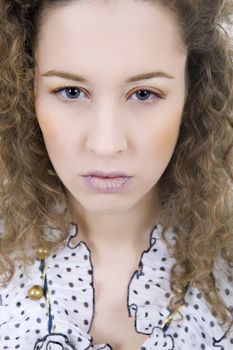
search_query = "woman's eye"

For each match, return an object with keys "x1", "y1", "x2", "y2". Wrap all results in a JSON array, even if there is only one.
[
  {"x1": 50, "y1": 86, "x2": 165, "y2": 105},
  {"x1": 54, "y1": 87, "x2": 85, "y2": 101},
  {"x1": 130, "y1": 89, "x2": 164, "y2": 105}
]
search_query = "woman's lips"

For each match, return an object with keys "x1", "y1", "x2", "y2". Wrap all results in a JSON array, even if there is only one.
[
  {"x1": 81, "y1": 175, "x2": 132, "y2": 193},
  {"x1": 83, "y1": 170, "x2": 131, "y2": 178}
]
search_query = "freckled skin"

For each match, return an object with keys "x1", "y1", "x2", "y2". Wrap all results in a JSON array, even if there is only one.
[{"x1": 34, "y1": 0, "x2": 188, "y2": 250}]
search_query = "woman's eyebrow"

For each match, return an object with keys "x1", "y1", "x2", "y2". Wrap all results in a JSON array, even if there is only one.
[{"x1": 41, "y1": 70, "x2": 175, "y2": 83}]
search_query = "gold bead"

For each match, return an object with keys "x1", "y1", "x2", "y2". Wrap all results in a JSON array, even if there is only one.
[
  {"x1": 37, "y1": 247, "x2": 50, "y2": 260},
  {"x1": 28, "y1": 285, "x2": 44, "y2": 301},
  {"x1": 176, "y1": 288, "x2": 183, "y2": 293}
]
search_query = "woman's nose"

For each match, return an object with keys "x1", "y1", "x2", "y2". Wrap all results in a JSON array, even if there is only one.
[{"x1": 86, "y1": 109, "x2": 128, "y2": 156}]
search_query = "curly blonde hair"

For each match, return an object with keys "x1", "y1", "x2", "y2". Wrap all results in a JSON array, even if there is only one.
[{"x1": 0, "y1": 0, "x2": 233, "y2": 334}]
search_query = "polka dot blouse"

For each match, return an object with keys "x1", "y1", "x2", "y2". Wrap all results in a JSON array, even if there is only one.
[{"x1": 0, "y1": 222, "x2": 233, "y2": 349}]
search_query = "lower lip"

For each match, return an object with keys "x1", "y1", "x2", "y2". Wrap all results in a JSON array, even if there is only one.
[{"x1": 81, "y1": 175, "x2": 132, "y2": 193}]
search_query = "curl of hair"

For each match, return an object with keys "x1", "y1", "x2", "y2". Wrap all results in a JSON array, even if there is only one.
[{"x1": 0, "y1": 0, "x2": 233, "y2": 335}]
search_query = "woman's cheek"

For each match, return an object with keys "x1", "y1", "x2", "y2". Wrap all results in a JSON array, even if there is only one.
[
  {"x1": 149, "y1": 112, "x2": 182, "y2": 156},
  {"x1": 35, "y1": 101, "x2": 59, "y2": 138}
]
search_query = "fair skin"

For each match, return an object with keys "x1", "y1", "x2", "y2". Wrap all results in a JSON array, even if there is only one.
[{"x1": 34, "y1": 0, "x2": 187, "y2": 347}]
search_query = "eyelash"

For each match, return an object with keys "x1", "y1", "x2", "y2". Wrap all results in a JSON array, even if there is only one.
[{"x1": 49, "y1": 85, "x2": 166, "y2": 106}]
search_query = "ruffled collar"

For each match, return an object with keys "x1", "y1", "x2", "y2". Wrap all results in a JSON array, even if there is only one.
[
  {"x1": 3, "y1": 221, "x2": 230, "y2": 349},
  {"x1": 33, "y1": 222, "x2": 178, "y2": 350}
]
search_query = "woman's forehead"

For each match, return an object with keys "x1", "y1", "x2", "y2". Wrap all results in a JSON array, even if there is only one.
[
  {"x1": 34, "y1": 0, "x2": 187, "y2": 84},
  {"x1": 35, "y1": 0, "x2": 186, "y2": 56}
]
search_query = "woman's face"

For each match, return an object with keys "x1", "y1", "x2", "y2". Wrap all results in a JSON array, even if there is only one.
[{"x1": 34, "y1": 0, "x2": 187, "y2": 215}]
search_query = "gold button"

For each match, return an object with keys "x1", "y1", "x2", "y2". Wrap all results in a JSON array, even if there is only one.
[
  {"x1": 176, "y1": 288, "x2": 183, "y2": 293},
  {"x1": 37, "y1": 247, "x2": 50, "y2": 260},
  {"x1": 28, "y1": 285, "x2": 44, "y2": 300}
]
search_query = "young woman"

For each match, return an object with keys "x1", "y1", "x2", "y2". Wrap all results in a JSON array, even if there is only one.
[{"x1": 0, "y1": 0, "x2": 233, "y2": 349}]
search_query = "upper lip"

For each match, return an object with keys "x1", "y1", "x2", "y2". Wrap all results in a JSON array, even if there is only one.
[{"x1": 82, "y1": 170, "x2": 132, "y2": 178}]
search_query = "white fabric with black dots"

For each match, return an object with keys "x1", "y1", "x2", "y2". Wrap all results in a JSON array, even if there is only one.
[{"x1": 0, "y1": 222, "x2": 233, "y2": 350}]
